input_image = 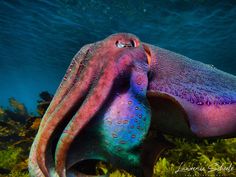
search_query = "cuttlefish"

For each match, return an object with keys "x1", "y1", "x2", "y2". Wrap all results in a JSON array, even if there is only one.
[{"x1": 29, "y1": 33, "x2": 236, "y2": 177}]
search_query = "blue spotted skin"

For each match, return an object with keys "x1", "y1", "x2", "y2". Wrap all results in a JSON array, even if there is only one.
[
  {"x1": 101, "y1": 72, "x2": 151, "y2": 166},
  {"x1": 66, "y1": 56, "x2": 151, "y2": 176},
  {"x1": 103, "y1": 92, "x2": 150, "y2": 154},
  {"x1": 148, "y1": 46, "x2": 236, "y2": 106}
]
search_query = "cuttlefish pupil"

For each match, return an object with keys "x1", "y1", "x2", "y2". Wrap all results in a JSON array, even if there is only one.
[{"x1": 116, "y1": 40, "x2": 136, "y2": 48}]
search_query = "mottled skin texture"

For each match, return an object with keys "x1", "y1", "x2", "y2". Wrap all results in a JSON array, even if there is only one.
[{"x1": 29, "y1": 33, "x2": 236, "y2": 177}]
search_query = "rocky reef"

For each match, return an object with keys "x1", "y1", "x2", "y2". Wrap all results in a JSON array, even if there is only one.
[{"x1": 0, "y1": 92, "x2": 235, "y2": 177}]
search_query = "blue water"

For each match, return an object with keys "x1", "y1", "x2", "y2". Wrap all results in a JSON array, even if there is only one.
[{"x1": 0, "y1": 0, "x2": 236, "y2": 113}]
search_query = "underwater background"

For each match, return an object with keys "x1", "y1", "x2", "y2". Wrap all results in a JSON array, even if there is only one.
[
  {"x1": 0, "y1": 1, "x2": 236, "y2": 177},
  {"x1": 0, "y1": 0, "x2": 236, "y2": 113}
]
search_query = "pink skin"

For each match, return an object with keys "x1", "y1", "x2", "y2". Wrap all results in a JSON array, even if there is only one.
[
  {"x1": 29, "y1": 33, "x2": 147, "y2": 177},
  {"x1": 54, "y1": 61, "x2": 119, "y2": 177},
  {"x1": 146, "y1": 43, "x2": 236, "y2": 138},
  {"x1": 173, "y1": 96, "x2": 236, "y2": 137},
  {"x1": 39, "y1": 44, "x2": 93, "y2": 130},
  {"x1": 29, "y1": 33, "x2": 236, "y2": 177}
]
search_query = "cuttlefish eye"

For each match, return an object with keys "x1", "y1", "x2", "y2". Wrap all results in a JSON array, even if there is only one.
[{"x1": 115, "y1": 39, "x2": 136, "y2": 48}]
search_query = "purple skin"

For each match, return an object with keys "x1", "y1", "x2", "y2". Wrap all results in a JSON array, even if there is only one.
[{"x1": 29, "y1": 33, "x2": 236, "y2": 177}]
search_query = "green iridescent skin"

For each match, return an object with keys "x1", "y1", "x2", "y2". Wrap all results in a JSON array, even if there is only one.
[{"x1": 65, "y1": 45, "x2": 151, "y2": 176}]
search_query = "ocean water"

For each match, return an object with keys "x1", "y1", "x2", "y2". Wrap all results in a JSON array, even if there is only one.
[{"x1": 0, "y1": 0, "x2": 235, "y2": 113}]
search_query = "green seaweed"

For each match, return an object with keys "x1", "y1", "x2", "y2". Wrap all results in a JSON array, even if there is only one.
[
  {"x1": 0, "y1": 93, "x2": 235, "y2": 176},
  {"x1": 0, "y1": 92, "x2": 50, "y2": 176},
  {"x1": 96, "y1": 137, "x2": 236, "y2": 176},
  {"x1": 5, "y1": 171, "x2": 29, "y2": 177},
  {"x1": 153, "y1": 137, "x2": 236, "y2": 177},
  {"x1": 0, "y1": 147, "x2": 22, "y2": 169}
]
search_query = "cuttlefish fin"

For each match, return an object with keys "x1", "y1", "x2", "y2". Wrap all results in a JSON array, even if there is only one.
[{"x1": 145, "y1": 44, "x2": 236, "y2": 138}]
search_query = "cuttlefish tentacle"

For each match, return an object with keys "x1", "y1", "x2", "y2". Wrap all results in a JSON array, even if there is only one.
[
  {"x1": 55, "y1": 42, "x2": 152, "y2": 177},
  {"x1": 55, "y1": 59, "x2": 119, "y2": 177},
  {"x1": 30, "y1": 33, "x2": 152, "y2": 176},
  {"x1": 37, "y1": 47, "x2": 116, "y2": 176},
  {"x1": 30, "y1": 43, "x2": 104, "y2": 176},
  {"x1": 39, "y1": 44, "x2": 93, "y2": 130}
]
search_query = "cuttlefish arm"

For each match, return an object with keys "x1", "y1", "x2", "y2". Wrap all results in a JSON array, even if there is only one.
[
  {"x1": 29, "y1": 43, "x2": 94, "y2": 177},
  {"x1": 145, "y1": 43, "x2": 236, "y2": 138},
  {"x1": 29, "y1": 33, "x2": 151, "y2": 177}
]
